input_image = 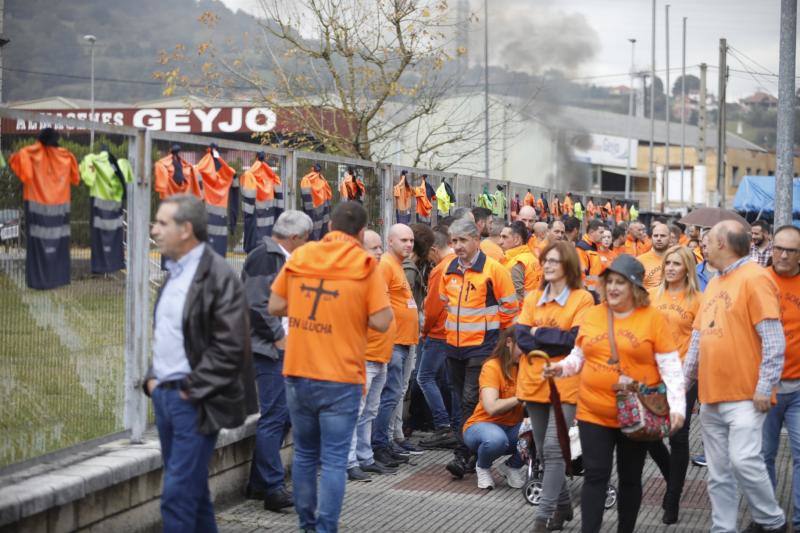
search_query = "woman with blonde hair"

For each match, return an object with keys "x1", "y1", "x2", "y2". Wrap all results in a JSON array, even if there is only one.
[
  {"x1": 647, "y1": 245, "x2": 701, "y2": 525},
  {"x1": 544, "y1": 254, "x2": 685, "y2": 533}
]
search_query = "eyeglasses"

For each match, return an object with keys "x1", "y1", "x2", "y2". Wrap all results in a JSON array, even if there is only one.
[
  {"x1": 774, "y1": 246, "x2": 800, "y2": 256},
  {"x1": 542, "y1": 258, "x2": 563, "y2": 266}
]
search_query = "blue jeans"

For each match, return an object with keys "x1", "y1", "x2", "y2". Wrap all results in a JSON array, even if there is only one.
[
  {"x1": 285, "y1": 377, "x2": 361, "y2": 533},
  {"x1": 247, "y1": 355, "x2": 290, "y2": 494},
  {"x1": 372, "y1": 345, "x2": 410, "y2": 450},
  {"x1": 463, "y1": 421, "x2": 523, "y2": 469},
  {"x1": 416, "y1": 337, "x2": 456, "y2": 429},
  {"x1": 349, "y1": 361, "x2": 387, "y2": 468},
  {"x1": 152, "y1": 386, "x2": 219, "y2": 533},
  {"x1": 763, "y1": 390, "x2": 800, "y2": 527}
]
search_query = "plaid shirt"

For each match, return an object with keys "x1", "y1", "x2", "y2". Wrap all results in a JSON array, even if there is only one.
[
  {"x1": 684, "y1": 256, "x2": 786, "y2": 397},
  {"x1": 750, "y1": 242, "x2": 773, "y2": 267}
]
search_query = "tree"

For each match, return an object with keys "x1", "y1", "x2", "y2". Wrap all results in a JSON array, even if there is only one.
[
  {"x1": 154, "y1": 0, "x2": 517, "y2": 169},
  {"x1": 672, "y1": 74, "x2": 700, "y2": 97}
]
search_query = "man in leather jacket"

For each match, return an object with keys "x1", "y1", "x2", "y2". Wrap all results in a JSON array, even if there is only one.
[{"x1": 145, "y1": 194, "x2": 257, "y2": 532}]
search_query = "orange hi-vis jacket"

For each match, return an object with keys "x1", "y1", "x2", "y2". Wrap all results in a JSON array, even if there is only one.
[
  {"x1": 550, "y1": 198, "x2": 561, "y2": 218},
  {"x1": 575, "y1": 235, "x2": 603, "y2": 292},
  {"x1": 603, "y1": 201, "x2": 613, "y2": 217},
  {"x1": 195, "y1": 148, "x2": 236, "y2": 255},
  {"x1": 614, "y1": 204, "x2": 623, "y2": 223},
  {"x1": 154, "y1": 152, "x2": 202, "y2": 199},
  {"x1": 423, "y1": 253, "x2": 457, "y2": 340},
  {"x1": 339, "y1": 174, "x2": 366, "y2": 202},
  {"x1": 536, "y1": 197, "x2": 545, "y2": 218},
  {"x1": 414, "y1": 183, "x2": 433, "y2": 220},
  {"x1": 562, "y1": 196, "x2": 574, "y2": 216},
  {"x1": 394, "y1": 175, "x2": 413, "y2": 212},
  {"x1": 439, "y1": 251, "x2": 518, "y2": 358},
  {"x1": 504, "y1": 244, "x2": 542, "y2": 297},
  {"x1": 300, "y1": 170, "x2": 333, "y2": 241},
  {"x1": 11, "y1": 140, "x2": 79, "y2": 206},
  {"x1": 524, "y1": 191, "x2": 536, "y2": 207},
  {"x1": 241, "y1": 159, "x2": 282, "y2": 252}
]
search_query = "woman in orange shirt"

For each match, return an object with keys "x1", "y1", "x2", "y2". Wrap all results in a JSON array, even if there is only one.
[
  {"x1": 647, "y1": 245, "x2": 700, "y2": 525},
  {"x1": 545, "y1": 255, "x2": 685, "y2": 533},
  {"x1": 462, "y1": 328, "x2": 526, "y2": 491},
  {"x1": 515, "y1": 242, "x2": 594, "y2": 531}
]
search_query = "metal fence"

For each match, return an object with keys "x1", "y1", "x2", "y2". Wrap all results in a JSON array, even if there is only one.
[{"x1": 0, "y1": 108, "x2": 642, "y2": 469}]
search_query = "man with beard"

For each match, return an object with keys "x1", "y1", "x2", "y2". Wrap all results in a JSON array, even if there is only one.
[
  {"x1": 750, "y1": 220, "x2": 773, "y2": 267},
  {"x1": 637, "y1": 222, "x2": 672, "y2": 289}
]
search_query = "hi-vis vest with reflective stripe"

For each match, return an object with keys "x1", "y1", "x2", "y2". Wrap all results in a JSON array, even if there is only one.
[
  {"x1": 300, "y1": 171, "x2": 333, "y2": 241},
  {"x1": 504, "y1": 245, "x2": 541, "y2": 296},
  {"x1": 439, "y1": 251, "x2": 518, "y2": 348},
  {"x1": 576, "y1": 235, "x2": 603, "y2": 291}
]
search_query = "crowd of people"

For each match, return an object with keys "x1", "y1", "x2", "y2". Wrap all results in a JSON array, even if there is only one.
[{"x1": 145, "y1": 192, "x2": 799, "y2": 533}]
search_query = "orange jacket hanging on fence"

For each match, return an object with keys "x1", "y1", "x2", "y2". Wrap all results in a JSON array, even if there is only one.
[
  {"x1": 562, "y1": 195, "x2": 574, "y2": 216},
  {"x1": 586, "y1": 200, "x2": 596, "y2": 219},
  {"x1": 394, "y1": 176, "x2": 413, "y2": 212},
  {"x1": 195, "y1": 148, "x2": 235, "y2": 209},
  {"x1": 550, "y1": 198, "x2": 561, "y2": 218},
  {"x1": 603, "y1": 201, "x2": 613, "y2": 218},
  {"x1": 614, "y1": 204, "x2": 623, "y2": 223},
  {"x1": 300, "y1": 168, "x2": 333, "y2": 240},
  {"x1": 524, "y1": 191, "x2": 536, "y2": 207},
  {"x1": 241, "y1": 159, "x2": 282, "y2": 252},
  {"x1": 154, "y1": 152, "x2": 202, "y2": 199},
  {"x1": 414, "y1": 184, "x2": 433, "y2": 218},
  {"x1": 536, "y1": 197, "x2": 545, "y2": 219},
  {"x1": 339, "y1": 174, "x2": 366, "y2": 202}
]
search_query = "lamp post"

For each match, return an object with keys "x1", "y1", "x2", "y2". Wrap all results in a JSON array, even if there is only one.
[
  {"x1": 625, "y1": 38, "x2": 636, "y2": 199},
  {"x1": 83, "y1": 34, "x2": 96, "y2": 150}
]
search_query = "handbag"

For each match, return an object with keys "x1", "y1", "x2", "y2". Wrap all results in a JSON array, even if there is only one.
[{"x1": 606, "y1": 308, "x2": 671, "y2": 441}]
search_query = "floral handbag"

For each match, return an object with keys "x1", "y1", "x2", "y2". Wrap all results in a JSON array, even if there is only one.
[{"x1": 606, "y1": 308, "x2": 671, "y2": 441}]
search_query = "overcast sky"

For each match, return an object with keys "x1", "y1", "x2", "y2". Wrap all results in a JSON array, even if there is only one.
[{"x1": 220, "y1": 0, "x2": 793, "y2": 100}]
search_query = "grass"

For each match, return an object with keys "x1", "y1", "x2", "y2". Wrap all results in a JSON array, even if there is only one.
[{"x1": 0, "y1": 265, "x2": 127, "y2": 468}]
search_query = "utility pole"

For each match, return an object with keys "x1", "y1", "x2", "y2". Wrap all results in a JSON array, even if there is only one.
[
  {"x1": 0, "y1": 0, "x2": 7, "y2": 155},
  {"x1": 625, "y1": 38, "x2": 636, "y2": 199},
  {"x1": 649, "y1": 0, "x2": 656, "y2": 210},
  {"x1": 775, "y1": 0, "x2": 796, "y2": 227},
  {"x1": 716, "y1": 39, "x2": 727, "y2": 208},
  {"x1": 664, "y1": 4, "x2": 670, "y2": 211},
  {"x1": 680, "y1": 17, "x2": 687, "y2": 206},
  {"x1": 483, "y1": 0, "x2": 490, "y2": 180},
  {"x1": 698, "y1": 63, "x2": 707, "y2": 205}
]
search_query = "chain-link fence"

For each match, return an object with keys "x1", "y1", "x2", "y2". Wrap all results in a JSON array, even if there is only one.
[{"x1": 0, "y1": 108, "x2": 643, "y2": 470}]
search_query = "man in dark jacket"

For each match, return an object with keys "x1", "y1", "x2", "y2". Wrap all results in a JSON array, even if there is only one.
[
  {"x1": 146, "y1": 194, "x2": 257, "y2": 532},
  {"x1": 242, "y1": 210, "x2": 312, "y2": 511}
]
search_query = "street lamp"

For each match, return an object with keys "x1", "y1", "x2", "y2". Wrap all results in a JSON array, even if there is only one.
[
  {"x1": 83, "y1": 34, "x2": 96, "y2": 150},
  {"x1": 625, "y1": 38, "x2": 636, "y2": 198}
]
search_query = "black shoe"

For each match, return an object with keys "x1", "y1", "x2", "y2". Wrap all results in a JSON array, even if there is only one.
[
  {"x1": 361, "y1": 462, "x2": 397, "y2": 474},
  {"x1": 245, "y1": 485, "x2": 267, "y2": 501},
  {"x1": 464, "y1": 454, "x2": 477, "y2": 474},
  {"x1": 263, "y1": 487, "x2": 293, "y2": 511},
  {"x1": 374, "y1": 447, "x2": 405, "y2": 466},
  {"x1": 347, "y1": 466, "x2": 372, "y2": 482},
  {"x1": 546, "y1": 503, "x2": 574, "y2": 530},
  {"x1": 741, "y1": 522, "x2": 787, "y2": 533},
  {"x1": 389, "y1": 442, "x2": 412, "y2": 457},
  {"x1": 419, "y1": 428, "x2": 458, "y2": 449},
  {"x1": 395, "y1": 439, "x2": 425, "y2": 454},
  {"x1": 446, "y1": 457, "x2": 466, "y2": 479},
  {"x1": 386, "y1": 447, "x2": 410, "y2": 463},
  {"x1": 662, "y1": 506, "x2": 679, "y2": 525}
]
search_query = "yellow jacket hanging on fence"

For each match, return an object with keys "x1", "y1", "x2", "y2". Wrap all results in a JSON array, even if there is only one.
[{"x1": 436, "y1": 182, "x2": 453, "y2": 214}]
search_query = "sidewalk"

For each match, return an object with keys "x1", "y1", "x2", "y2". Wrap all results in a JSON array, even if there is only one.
[{"x1": 217, "y1": 422, "x2": 795, "y2": 532}]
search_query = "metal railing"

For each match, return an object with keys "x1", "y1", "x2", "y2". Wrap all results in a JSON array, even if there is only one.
[{"x1": 0, "y1": 107, "x2": 643, "y2": 468}]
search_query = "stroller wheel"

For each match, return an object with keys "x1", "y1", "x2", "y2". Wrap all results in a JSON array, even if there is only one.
[
  {"x1": 604, "y1": 484, "x2": 617, "y2": 509},
  {"x1": 523, "y1": 479, "x2": 543, "y2": 506}
]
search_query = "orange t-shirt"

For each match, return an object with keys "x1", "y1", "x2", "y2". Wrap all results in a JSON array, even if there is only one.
[
  {"x1": 480, "y1": 238, "x2": 505, "y2": 263},
  {"x1": 576, "y1": 304, "x2": 676, "y2": 428},
  {"x1": 380, "y1": 253, "x2": 420, "y2": 346},
  {"x1": 463, "y1": 358, "x2": 525, "y2": 433},
  {"x1": 695, "y1": 262, "x2": 781, "y2": 404},
  {"x1": 650, "y1": 288, "x2": 700, "y2": 359},
  {"x1": 637, "y1": 250, "x2": 665, "y2": 289},
  {"x1": 769, "y1": 269, "x2": 800, "y2": 380},
  {"x1": 366, "y1": 277, "x2": 397, "y2": 364},
  {"x1": 516, "y1": 287, "x2": 595, "y2": 403},
  {"x1": 272, "y1": 233, "x2": 391, "y2": 384},
  {"x1": 423, "y1": 254, "x2": 456, "y2": 340}
]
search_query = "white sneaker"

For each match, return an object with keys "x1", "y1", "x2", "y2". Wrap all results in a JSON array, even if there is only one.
[
  {"x1": 499, "y1": 462, "x2": 527, "y2": 489},
  {"x1": 475, "y1": 466, "x2": 495, "y2": 490}
]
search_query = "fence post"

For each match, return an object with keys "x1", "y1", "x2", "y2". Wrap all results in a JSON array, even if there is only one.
[
  {"x1": 124, "y1": 128, "x2": 152, "y2": 444},
  {"x1": 284, "y1": 150, "x2": 297, "y2": 211},
  {"x1": 381, "y1": 163, "x2": 393, "y2": 244}
]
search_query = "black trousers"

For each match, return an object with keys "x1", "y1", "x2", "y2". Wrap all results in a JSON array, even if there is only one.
[
  {"x1": 446, "y1": 356, "x2": 483, "y2": 459},
  {"x1": 578, "y1": 421, "x2": 648, "y2": 533},
  {"x1": 646, "y1": 383, "x2": 699, "y2": 507}
]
